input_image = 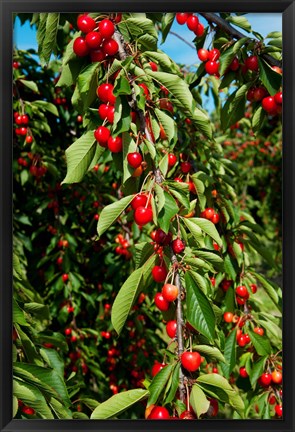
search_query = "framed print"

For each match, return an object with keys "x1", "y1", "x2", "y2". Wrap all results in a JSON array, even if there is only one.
[{"x1": 1, "y1": 1, "x2": 295, "y2": 431}]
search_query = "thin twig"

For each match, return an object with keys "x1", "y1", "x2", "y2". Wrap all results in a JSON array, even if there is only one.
[{"x1": 169, "y1": 31, "x2": 196, "y2": 50}]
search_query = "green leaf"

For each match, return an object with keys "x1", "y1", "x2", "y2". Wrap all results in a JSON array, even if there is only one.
[
  {"x1": 126, "y1": 17, "x2": 158, "y2": 39},
  {"x1": 221, "y1": 84, "x2": 250, "y2": 131},
  {"x1": 97, "y1": 195, "x2": 134, "y2": 238},
  {"x1": 224, "y1": 255, "x2": 237, "y2": 280},
  {"x1": 13, "y1": 378, "x2": 54, "y2": 419},
  {"x1": 39, "y1": 13, "x2": 60, "y2": 66},
  {"x1": 147, "y1": 364, "x2": 174, "y2": 406},
  {"x1": 15, "y1": 325, "x2": 43, "y2": 365},
  {"x1": 197, "y1": 374, "x2": 245, "y2": 416},
  {"x1": 248, "y1": 330, "x2": 272, "y2": 356},
  {"x1": 19, "y1": 79, "x2": 39, "y2": 93},
  {"x1": 182, "y1": 218, "x2": 203, "y2": 245},
  {"x1": 90, "y1": 389, "x2": 149, "y2": 419},
  {"x1": 31, "y1": 100, "x2": 59, "y2": 116},
  {"x1": 154, "y1": 184, "x2": 165, "y2": 213},
  {"x1": 13, "y1": 363, "x2": 70, "y2": 404},
  {"x1": 49, "y1": 397, "x2": 72, "y2": 419},
  {"x1": 37, "y1": 332, "x2": 68, "y2": 352},
  {"x1": 62, "y1": 131, "x2": 97, "y2": 184},
  {"x1": 220, "y1": 328, "x2": 236, "y2": 379},
  {"x1": 194, "y1": 250, "x2": 224, "y2": 270},
  {"x1": 249, "y1": 271, "x2": 279, "y2": 304},
  {"x1": 122, "y1": 133, "x2": 137, "y2": 183},
  {"x1": 258, "y1": 58, "x2": 282, "y2": 95},
  {"x1": 187, "y1": 270, "x2": 208, "y2": 294},
  {"x1": 161, "y1": 13, "x2": 175, "y2": 43},
  {"x1": 193, "y1": 345, "x2": 225, "y2": 363},
  {"x1": 13, "y1": 395, "x2": 18, "y2": 417},
  {"x1": 249, "y1": 356, "x2": 267, "y2": 388},
  {"x1": 154, "y1": 108, "x2": 176, "y2": 143},
  {"x1": 39, "y1": 348, "x2": 64, "y2": 378},
  {"x1": 252, "y1": 106, "x2": 266, "y2": 132},
  {"x1": 165, "y1": 363, "x2": 180, "y2": 404},
  {"x1": 13, "y1": 300, "x2": 28, "y2": 326},
  {"x1": 190, "y1": 384, "x2": 210, "y2": 417},
  {"x1": 185, "y1": 272, "x2": 216, "y2": 341},
  {"x1": 23, "y1": 302, "x2": 50, "y2": 320},
  {"x1": 226, "y1": 15, "x2": 251, "y2": 32},
  {"x1": 111, "y1": 267, "x2": 143, "y2": 336},
  {"x1": 192, "y1": 107, "x2": 213, "y2": 140},
  {"x1": 190, "y1": 174, "x2": 206, "y2": 210},
  {"x1": 157, "y1": 192, "x2": 178, "y2": 233},
  {"x1": 186, "y1": 218, "x2": 222, "y2": 247}
]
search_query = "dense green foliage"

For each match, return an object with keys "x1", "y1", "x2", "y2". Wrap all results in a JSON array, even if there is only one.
[{"x1": 13, "y1": 12, "x2": 282, "y2": 421}]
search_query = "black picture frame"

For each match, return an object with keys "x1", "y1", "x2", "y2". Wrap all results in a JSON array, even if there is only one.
[{"x1": 1, "y1": 1, "x2": 294, "y2": 431}]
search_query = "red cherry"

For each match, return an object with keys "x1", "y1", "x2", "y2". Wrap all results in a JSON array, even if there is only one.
[
  {"x1": 250, "y1": 283, "x2": 258, "y2": 293},
  {"x1": 114, "y1": 13, "x2": 122, "y2": 24},
  {"x1": 138, "y1": 83, "x2": 149, "y2": 98},
  {"x1": 154, "y1": 292, "x2": 170, "y2": 311},
  {"x1": 223, "y1": 312, "x2": 233, "y2": 323},
  {"x1": 176, "y1": 13, "x2": 190, "y2": 25},
  {"x1": 107, "y1": 136, "x2": 122, "y2": 153},
  {"x1": 25, "y1": 136, "x2": 33, "y2": 144},
  {"x1": 98, "y1": 104, "x2": 110, "y2": 120},
  {"x1": 239, "y1": 366, "x2": 249, "y2": 378},
  {"x1": 268, "y1": 394, "x2": 276, "y2": 405},
  {"x1": 62, "y1": 273, "x2": 69, "y2": 282},
  {"x1": 19, "y1": 127, "x2": 27, "y2": 136},
  {"x1": 22, "y1": 406, "x2": 35, "y2": 415},
  {"x1": 149, "y1": 61, "x2": 158, "y2": 71},
  {"x1": 253, "y1": 87, "x2": 268, "y2": 101},
  {"x1": 236, "y1": 296, "x2": 247, "y2": 305},
  {"x1": 180, "y1": 410, "x2": 196, "y2": 419},
  {"x1": 151, "y1": 362, "x2": 166, "y2": 377},
  {"x1": 237, "y1": 334, "x2": 247, "y2": 347},
  {"x1": 205, "y1": 61, "x2": 219, "y2": 75},
  {"x1": 127, "y1": 152, "x2": 142, "y2": 168},
  {"x1": 195, "y1": 23, "x2": 204, "y2": 37},
  {"x1": 275, "y1": 404, "x2": 282, "y2": 417},
  {"x1": 186, "y1": 15, "x2": 199, "y2": 32},
  {"x1": 134, "y1": 206, "x2": 153, "y2": 226},
  {"x1": 148, "y1": 406, "x2": 170, "y2": 420},
  {"x1": 247, "y1": 87, "x2": 256, "y2": 102},
  {"x1": 154, "y1": 229, "x2": 171, "y2": 245},
  {"x1": 208, "y1": 48, "x2": 220, "y2": 61},
  {"x1": 73, "y1": 37, "x2": 90, "y2": 57},
  {"x1": 99, "y1": 19, "x2": 115, "y2": 38},
  {"x1": 207, "y1": 398, "x2": 219, "y2": 417},
  {"x1": 64, "y1": 327, "x2": 72, "y2": 335},
  {"x1": 274, "y1": 91, "x2": 282, "y2": 105},
  {"x1": 85, "y1": 31, "x2": 102, "y2": 49},
  {"x1": 245, "y1": 55, "x2": 259, "y2": 72},
  {"x1": 259, "y1": 373, "x2": 272, "y2": 387},
  {"x1": 235, "y1": 285, "x2": 249, "y2": 298},
  {"x1": 180, "y1": 161, "x2": 191, "y2": 173},
  {"x1": 94, "y1": 126, "x2": 111, "y2": 147},
  {"x1": 230, "y1": 57, "x2": 240, "y2": 71},
  {"x1": 204, "y1": 207, "x2": 214, "y2": 220},
  {"x1": 131, "y1": 194, "x2": 148, "y2": 210},
  {"x1": 102, "y1": 38, "x2": 119, "y2": 56},
  {"x1": 171, "y1": 239, "x2": 185, "y2": 254},
  {"x1": 106, "y1": 105, "x2": 115, "y2": 123},
  {"x1": 97, "y1": 83, "x2": 114, "y2": 103},
  {"x1": 168, "y1": 153, "x2": 177, "y2": 167},
  {"x1": 152, "y1": 265, "x2": 167, "y2": 283},
  {"x1": 90, "y1": 49, "x2": 105, "y2": 62},
  {"x1": 211, "y1": 213, "x2": 219, "y2": 224},
  {"x1": 162, "y1": 283, "x2": 178, "y2": 302},
  {"x1": 271, "y1": 370, "x2": 282, "y2": 384},
  {"x1": 181, "y1": 351, "x2": 202, "y2": 372},
  {"x1": 198, "y1": 48, "x2": 209, "y2": 62},
  {"x1": 77, "y1": 14, "x2": 96, "y2": 33},
  {"x1": 254, "y1": 327, "x2": 264, "y2": 336},
  {"x1": 21, "y1": 114, "x2": 29, "y2": 125},
  {"x1": 166, "y1": 320, "x2": 177, "y2": 338}
]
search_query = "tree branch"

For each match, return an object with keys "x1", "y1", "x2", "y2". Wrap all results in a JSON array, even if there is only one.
[
  {"x1": 199, "y1": 12, "x2": 282, "y2": 68},
  {"x1": 169, "y1": 30, "x2": 196, "y2": 50},
  {"x1": 113, "y1": 29, "x2": 163, "y2": 184},
  {"x1": 170, "y1": 249, "x2": 186, "y2": 402}
]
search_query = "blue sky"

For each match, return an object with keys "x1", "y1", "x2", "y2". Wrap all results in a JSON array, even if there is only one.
[{"x1": 14, "y1": 13, "x2": 282, "y2": 111}]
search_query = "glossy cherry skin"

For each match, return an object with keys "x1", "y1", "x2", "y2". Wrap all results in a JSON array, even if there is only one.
[
  {"x1": 107, "y1": 136, "x2": 122, "y2": 153},
  {"x1": 152, "y1": 265, "x2": 167, "y2": 283},
  {"x1": 131, "y1": 193, "x2": 148, "y2": 210},
  {"x1": 102, "y1": 38, "x2": 119, "y2": 56},
  {"x1": 151, "y1": 362, "x2": 166, "y2": 377},
  {"x1": 186, "y1": 15, "x2": 199, "y2": 32},
  {"x1": 73, "y1": 37, "x2": 90, "y2": 57},
  {"x1": 162, "y1": 283, "x2": 178, "y2": 302},
  {"x1": 275, "y1": 404, "x2": 282, "y2": 417},
  {"x1": 154, "y1": 292, "x2": 170, "y2": 311},
  {"x1": 94, "y1": 126, "x2": 111, "y2": 147},
  {"x1": 85, "y1": 31, "x2": 102, "y2": 49},
  {"x1": 148, "y1": 406, "x2": 170, "y2": 419},
  {"x1": 168, "y1": 153, "x2": 177, "y2": 167},
  {"x1": 134, "y1": 206, "x2": 153, "y2": 226},
  {"x1": 99, "y1": 19, "x2": 115, "y2": 38},
  {"x1": 176, "y1": 13, "x2": 190, "y2": 25},
  {"x1": 235, "y1": 285, "x2": 249, "y2": 298},
  {"x1": 205, "y1": 61, "x2": 220, "y2": 75},
  {"x1": 245, "y1": 55, "x2": 259, "y2": 71},
  {"x1": 239, "y1": 366, "x2": 249, "y2": 378},
  {"x1": 198, "y1": 48, "x2": 209, "y2": 62},
  {"x1": 77, "y1": 15, "x2": 96, "y2": 33},
  {"x1": 171, "y1": 239, "x2": 185, "y2": 254},
  {"x1": 259, "y1": 373, "x2": 272, "y2": 387},
  {"x1": 127, "y1": 152, "x2": 142, "y2": 168},
  {"x1": 181, "y1": 351, "x2": 202, "y2": 372},
  {"x1": 97, "y1": 83, "x2": 114, "y2": 103},
  {"x1": 166, "y1": 320, "x2": 177, "y2": 338}
]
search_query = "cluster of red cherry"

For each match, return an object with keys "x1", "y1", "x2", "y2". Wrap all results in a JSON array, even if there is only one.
[
  {"x1": 200, "y1": 207, "x2": 220, "y2": 224},
  {"x1": 14, "y1": 112, "x2": 33, "y2": 144},
  {"x1": 73, "y1": 14, "x2": 121, "y2": 62},
  {"x1": 176, "y1": 13, "x2": 204, "y2": 37},
  {"x1": 114, "y1": 233, "x2": 132, "y2": 259}
]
